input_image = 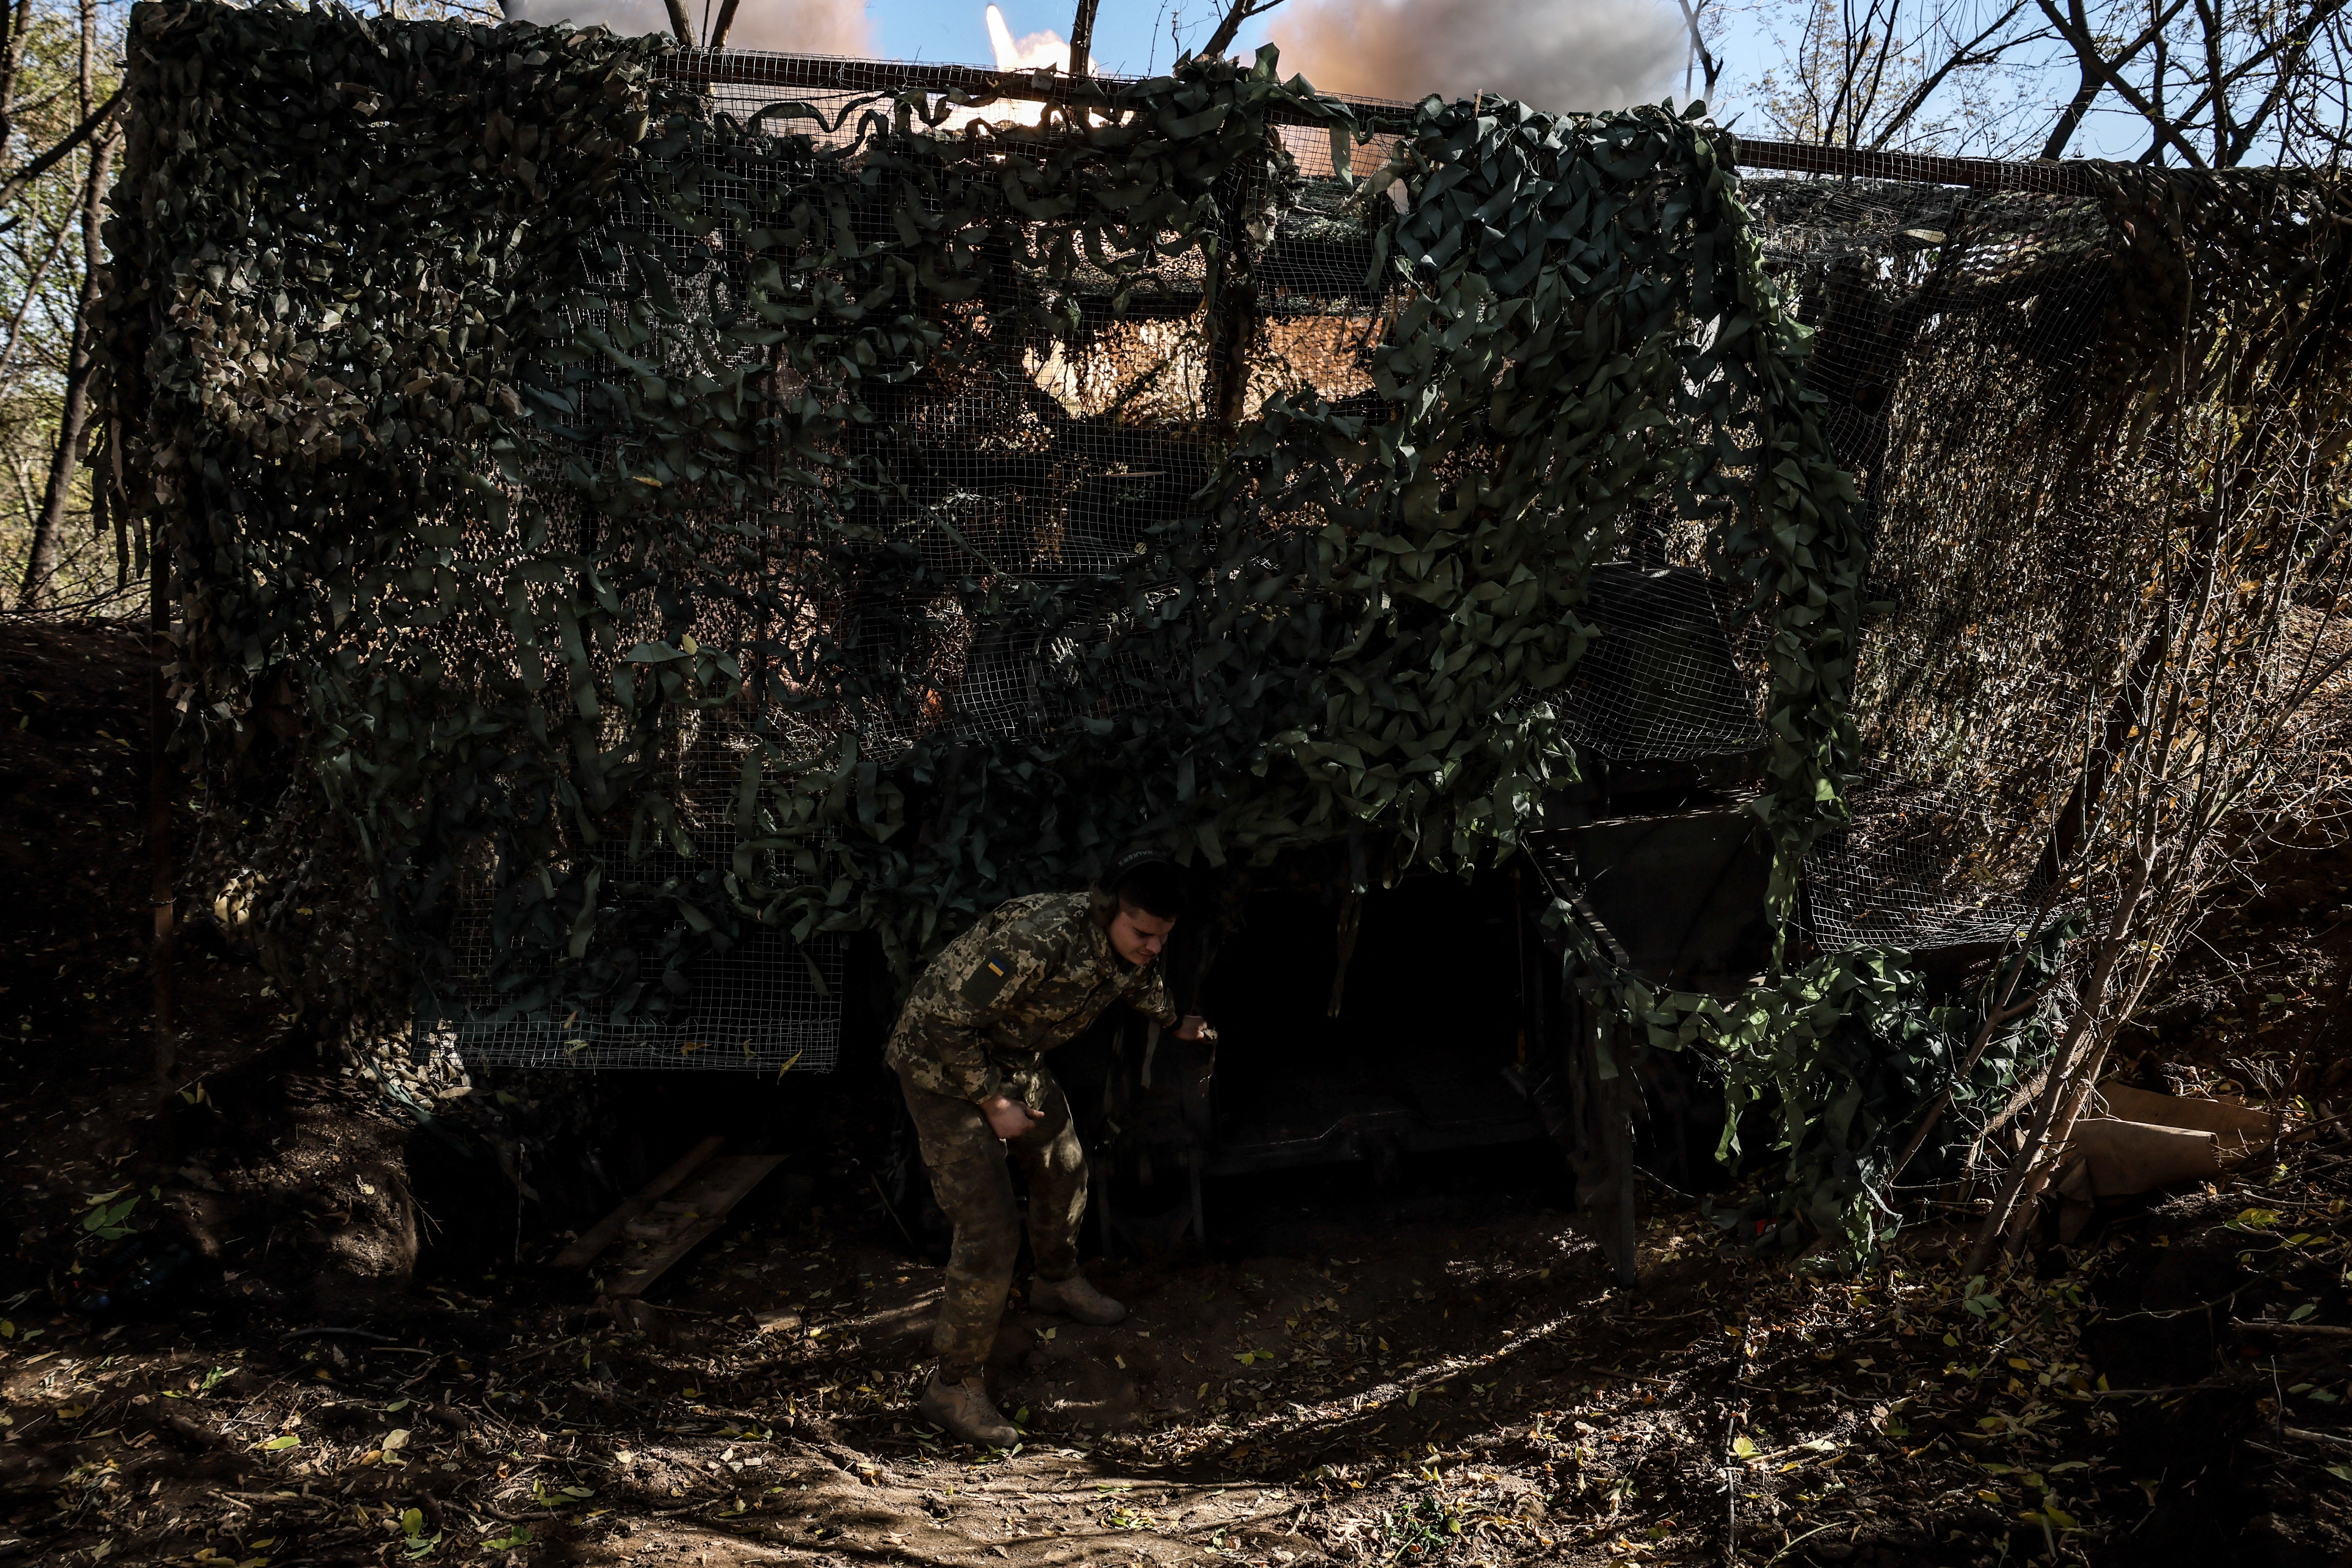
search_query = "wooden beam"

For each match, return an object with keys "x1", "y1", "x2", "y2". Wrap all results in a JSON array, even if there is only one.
[
  {"x1": 552, "y1": 1134, "x2": 724, "y2": 1270},
  {"x1": 1731, "y1": 136, "x2": 2101, "y2": 195},
  {"x1": 602, "y1": 1154, "x2": 788, "y2": 1298},
  {"x1": 653, "y1": 50, "x2": 2109, "y2": 193}
]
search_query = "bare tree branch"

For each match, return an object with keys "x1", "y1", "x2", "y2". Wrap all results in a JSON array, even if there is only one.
[
  {"x1": 1847, "y1": 0, "x2": 1910, "y2": 145},
  {"x1": 0, "y1": 85, "x2": 121, "y2": 212},
  {"x1": 706, "y1": 0, "x2": 744, "y2": 51},
  {"x1": 18, "y1": 0, "x2": 109, "y2": 612},
  {"x1": 2040, "y1": 0, "x2": 2174, "y2": 162},
  {"x1": 1198, "y1": 0, "x2": 1285, "y2": 61},
  {"x1": 0, "y1": 0, "x2": 33, "y2": 155},
  {"x1": 2041, "y1": 0, "x2": 2194, "y2": 162},
  {"x1": 2221, "y1": 11, "x2": 2341, "y2": 163},
  {"x1": 2146, "y1": 0, "x2": 2352, "y2": 164},
  {"x1": 0, "y1": 182, "x2": 79, "y2": 384},
  {"x1": 2036, "y1": 0, "x2": 2212, "y2": 164},
  {"x1": 1673, "y1": 0, "x2": 1725, "y2": 99},
  {"x1": 2198, "y1": 0, "x2": 2232, "y2": 160},
  {"x1": 1866, "y1": 1, "x2": 2033, "y2": 149}
]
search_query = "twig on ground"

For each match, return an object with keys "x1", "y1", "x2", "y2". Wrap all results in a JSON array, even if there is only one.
[
  {"x1": 2282, "y1": 1425, "x2": 2352, "y2": 1449},
  {"x1": 2234, "y1": 1317, "x2": 2352, "y2": 1339},
  {"x1": 280, "y1": 1326, "x2": 398, "y2": 1345}
]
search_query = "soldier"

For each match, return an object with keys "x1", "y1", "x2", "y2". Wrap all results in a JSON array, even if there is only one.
[{"x1": 887, "y1": 852, "x2": 1212, "y2": 1446}]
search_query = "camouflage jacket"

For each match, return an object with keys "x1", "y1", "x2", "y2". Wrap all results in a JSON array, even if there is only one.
[{"x1": 886, "y1": 891, "x2": 1178, "y2": 1103}]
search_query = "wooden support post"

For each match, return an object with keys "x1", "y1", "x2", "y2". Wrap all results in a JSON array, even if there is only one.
[{"x1": 1593, "y1": 1010, "x2": 1639, "y2": 1289}]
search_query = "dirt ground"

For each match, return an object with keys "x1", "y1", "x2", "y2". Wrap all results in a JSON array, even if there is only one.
[{"x1": 9, "y1": 616, "x2": 2352, "y2": 1568}]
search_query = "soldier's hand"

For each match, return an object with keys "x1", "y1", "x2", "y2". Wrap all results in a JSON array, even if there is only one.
[
  {"x1": 979, "y1": 1094, "x2": 1043, "y2": 1140},
  {"x1": 1176, "y1": 1014, "x2": 1214, "y2": 1043}
]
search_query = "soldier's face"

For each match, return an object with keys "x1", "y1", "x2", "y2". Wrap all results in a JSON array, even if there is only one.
[{"x1": 1108, "y1": 902, "x2": 1176, "y2": 966}]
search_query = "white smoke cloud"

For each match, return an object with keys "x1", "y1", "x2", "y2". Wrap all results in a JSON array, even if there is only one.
[
  {"x1": 984, "y1": 4, "x2": 1096, "y2": 73},
  {"x1": 1265, "y1": 0, "x2": 1687, "y2": 115},
  {"x1": 499, "y1": 0, "x2": 873, "y2": 55}
]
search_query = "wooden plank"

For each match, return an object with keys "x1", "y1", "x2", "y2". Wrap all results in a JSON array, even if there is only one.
[
  {"x1": 1730, "y1": 137, "x2": 2098, "y2": 194},
  {"x1": 603, "y1": 1154, "x2": 787, "y2": 1298},
  {"x1": 552, "y1": 1134, "x2": 726, "y2": 1270}
]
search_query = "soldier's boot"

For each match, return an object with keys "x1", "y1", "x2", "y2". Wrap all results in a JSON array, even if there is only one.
[
  {"x1": 918, "y1": 1372, "x2": 1019, "y2": 1448},
  {"x1": 1029, "y1": 1274, "x2": 1127, "y2": 1325}
]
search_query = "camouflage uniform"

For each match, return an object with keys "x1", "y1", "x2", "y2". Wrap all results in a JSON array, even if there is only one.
[{"x1": 887, "y1": 891, "x2": 1176, "y2": 1380}]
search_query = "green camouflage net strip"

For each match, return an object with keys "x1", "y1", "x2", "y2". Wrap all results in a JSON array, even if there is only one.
[
  {"x1": 1559, "y1": 911, "x2": 2078, "y2": 1274},
  {"x1": 101, "y1": 5, "x2": 1862, "y2": 1039}
]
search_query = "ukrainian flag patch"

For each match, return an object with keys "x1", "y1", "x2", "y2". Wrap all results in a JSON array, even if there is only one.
[{"x1": 961, "y1": 952, "x2": 1014, "y2": 1006}]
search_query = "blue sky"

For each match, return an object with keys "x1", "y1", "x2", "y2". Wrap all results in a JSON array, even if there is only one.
[
  {"x1": 869, "y1": 0, "x2": 1277, "y2": 76},
  {"x1": 847, "y1": 0, "x2": 2161, "y2": 159}
]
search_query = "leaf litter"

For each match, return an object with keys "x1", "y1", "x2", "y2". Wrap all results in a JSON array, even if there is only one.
[{"x1": 8, "y1": 619, "x2": 2352, "y2": 1565}]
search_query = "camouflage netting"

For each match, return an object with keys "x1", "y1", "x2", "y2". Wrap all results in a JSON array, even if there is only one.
[
  {"x1": 103, "y1": 3, "x2": 1858, "y2": 1078},
  {"x1": 1749, "y1": 166, "x2": 2352, "y2": 954},
  {"x1": 1628, "y1": 161, "x2": 2352, "y2": 1265},
  {"x1": 101, "y1": 4, "x2": 2352, "y2": 1261}
]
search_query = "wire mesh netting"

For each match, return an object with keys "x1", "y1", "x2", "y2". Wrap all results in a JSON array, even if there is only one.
[
  {"x1": 1561, "y1": 564, "x2": 1768, "y2": 764},
  {"x1": 428, "y1": 749, "x2": 850, "y2": 1073},
  {"x1": 404, "y1": 45, "x2": 2328, "y2": 1069},
  {"x1": 1739, "y1": 171, "x2": 2160, "y2": 953},
  {"x1": 431, "y1": 53, "x2": 1782, "y2": 1069},
  {"x1": 436, "y1": 59, "x2": 1410, "y2": 1071},
  {"x1": 432, "y1": 55, "x2": 2097, "y2": 1067}
]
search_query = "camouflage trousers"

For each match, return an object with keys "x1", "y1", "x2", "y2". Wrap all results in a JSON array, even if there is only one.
[{"x1": 898, "y1": 1067, "x2": 1087, "y2": 1382}]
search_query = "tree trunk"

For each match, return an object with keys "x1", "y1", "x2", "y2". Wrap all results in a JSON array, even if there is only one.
[
  {"x1": 707, "y1": 0, "x2": 744, "y2": 50},
  {"x1": 1200, "y1": 0, "x2": 1262, "y2": 61},
  {"x1": 0, "y1": 0, "x2": 31, "y2": 151},
  {"x1": 18, "y1": 132, "x2": 113, "y2": 611},
  {"x1": 1067, "y1": 0, "x2": 1102, "y2": 74}
]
